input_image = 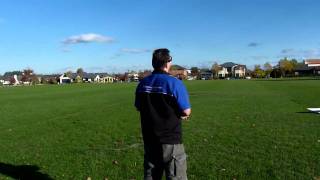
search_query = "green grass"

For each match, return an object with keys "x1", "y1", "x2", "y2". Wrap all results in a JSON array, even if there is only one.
[{"x1": 0, "y1": 80, "x2": 319, "y2": 179}]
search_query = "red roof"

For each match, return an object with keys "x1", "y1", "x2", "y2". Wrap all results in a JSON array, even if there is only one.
[{"x1": 305, "y1": 59, "x2": 320, "y2": 64}]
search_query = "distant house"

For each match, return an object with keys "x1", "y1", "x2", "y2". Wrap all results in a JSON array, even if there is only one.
[
  {"x1": 38, "y1": 74, "x2": 60, "y2": 84},
  {"x1": 305, "y1": 59, "x2": 320, "y2": 67},
  {"x1": 0, "y1": 74, "x2": 21, "y2": 85},
  {"x1": 234, "y1": 65, "x2": 247, "y2": 78},
  {"x1": 82, "y1": 73, "x2": 96, "y2": 82},
  {"x1": 0, "y1": 76, "x2": 4, "y2": 85},
  {"x1": 101, "y1": 76, "x2": 114, "y2": 83},
  {"x1": 59, "y1": 74, "x2": 72, "y2": 84},
  {"x1": 2, "y1": 79, "x2": 11, "y2": 85},
  {"x1": 93, "y1": 73, "x2": 114, "y2": 83},
  {"x1": 294, "y1": 65, "x2": 318, "y2": 76},
  {"x1": 294, "y1": 59, "x2": 320, "y2": 76},
  {"x1": 218, "y1": 62, "x2": 247, "y2": 78},
  {"x1": 200, "y1": 70, "x2": 213, "y2": 80},
  {"x1": 114, "y1": 74, "x2": 125, "y2": 82},
  {"x1": 132, "y1": 74, "x2": 139, "y2": 82},
  {"x1": 169, "y1": 65, "x2": 188, "y2": 80},
  {"x1": 71, "y1": 74, "x2": 82, "y2": 83},
  {"x1": 94, "y1": 74, "x2": 101, "y2": 82},
  {"x1": 0, "y1": 76, "x2": 11, "y2": 85},
  {"x1": 138, "y1": 70, "x2": 152, "y2": 80},
  {"x1": 127, "y1": 72, "x2": 139, "y2": 82}
]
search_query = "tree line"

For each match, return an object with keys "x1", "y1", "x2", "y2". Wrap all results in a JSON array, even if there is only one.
[
  {"x1": 0, "y1": 57, "x2": 314, "y2": 85},
  {"x1": 251, "y1": 58, "x2": 302, "y2": 78},
  {"x1": 191, "y1": 57, "x2": 306, "y2": 79}
]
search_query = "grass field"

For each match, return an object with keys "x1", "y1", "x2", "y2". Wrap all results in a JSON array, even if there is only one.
[{"x1": 0, "y1": 80, "x2": 319, "y2": 179}]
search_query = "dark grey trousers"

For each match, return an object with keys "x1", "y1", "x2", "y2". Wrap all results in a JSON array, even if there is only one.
[{"x1": 144, "y1": 143, "x2": 187, "y2": 180}]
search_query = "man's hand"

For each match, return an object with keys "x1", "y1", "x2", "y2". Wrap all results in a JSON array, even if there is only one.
[
  {"x1": 182, "y1": 108, "x2": 191, "y2": 116},
  {"x1": 180, "y1": 116, "x2": 190, "y2": 121},
  {"x1": 181, "y1": 108, "x2": 191, "y2": 121}
]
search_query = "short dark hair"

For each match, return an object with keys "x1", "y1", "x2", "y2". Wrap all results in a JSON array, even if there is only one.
[{"x1": 152, "y1": 48, "x2": 172, "y2": 70}]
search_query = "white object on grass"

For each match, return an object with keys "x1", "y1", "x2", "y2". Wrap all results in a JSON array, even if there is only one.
[{"x1": 307, "y1": 108, "x2": 320, "y2": 113}]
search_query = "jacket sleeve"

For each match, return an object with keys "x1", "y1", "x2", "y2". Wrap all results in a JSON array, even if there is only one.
[
  {"x1": 173, "y1": 80, "x2": 191, "y2": 111},
  {"x1": 134, "y1": 83, "x2": 141, "y2": 111}
]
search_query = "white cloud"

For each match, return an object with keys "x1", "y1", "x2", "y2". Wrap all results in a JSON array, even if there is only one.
[
  {"x1": 120, "y1": 48, "x2": 151, "y2": 54},
  {"x1": 280, "y1": 48, "x2": 320, "y2": 58},
  {"x1": 62, "y1": 33, "x2": 114, "y2": 45}
]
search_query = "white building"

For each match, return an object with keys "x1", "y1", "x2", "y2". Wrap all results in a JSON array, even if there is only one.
[
  {"x1": 93, "y1": 74, "x2": 114, "y2": 83},
  {"x1": 127, "y1": 73, "x2": 139, "y2": 82},
  {"x1": 59, "y1": 74, "x2": 72, "y2": 84},
  {"x1": 94, "y1": 75, "x2": 101, "y2": 82},
  {"x1": 305, "y1": 59, "x2": 320, "y2": 67},
  {"x1": 218, "y1": 62, "x2": 247, "y2": 78}
]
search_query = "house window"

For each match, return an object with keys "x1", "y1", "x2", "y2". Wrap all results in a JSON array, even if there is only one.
[{"x1": 62, "y1": 79, "x2": 71, "y2": 83}]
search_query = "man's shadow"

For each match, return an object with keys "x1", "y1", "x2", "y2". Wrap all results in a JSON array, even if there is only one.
[{"x1": 0, "y1": 162, "x2": 53, "y2": 180}]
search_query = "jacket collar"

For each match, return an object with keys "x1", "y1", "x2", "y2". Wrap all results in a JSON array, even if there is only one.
[{"x1": 152, "y1": 70, "x2": 169, "y2": 74}]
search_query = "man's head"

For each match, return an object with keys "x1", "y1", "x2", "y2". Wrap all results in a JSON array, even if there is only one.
[{"x1": 152, "y1": 48, "x2": 172, "y2": 72}]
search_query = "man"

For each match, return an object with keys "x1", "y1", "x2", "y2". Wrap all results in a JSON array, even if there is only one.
[{"x1": 135, "y1": 48, "x2": 191, "y2": 180}]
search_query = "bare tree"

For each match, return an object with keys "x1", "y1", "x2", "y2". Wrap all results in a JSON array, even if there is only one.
[
  {"x1": 9, "y1": 76, "x2": 16, "y2": 85},
  {"x1": 21, "y1": 69, "x2": 34, "y2": 82},
  {"x1": 211, "y1": 62, "x2": 220, "y2": 78}
]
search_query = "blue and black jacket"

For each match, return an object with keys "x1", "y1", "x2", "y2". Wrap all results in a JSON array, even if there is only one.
[{"x1": 135, "y1": 70, "x2": 191, "y2": 144}]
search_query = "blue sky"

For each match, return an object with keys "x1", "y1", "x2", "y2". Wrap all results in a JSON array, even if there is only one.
[{"x1": 0, "y1": 0, "x2": 320, "y2": 74}]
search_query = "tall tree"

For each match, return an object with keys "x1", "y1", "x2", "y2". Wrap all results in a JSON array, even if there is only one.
[
  {"x1": 279, "y1": 57, "x2": 294, "y2": 77},
  {"x1": 291, "y1": 59, "x2": 298, "y2": 68},
  {"x1": 76, "y1": 68, "x2": 84, "y2": 77},
  {"x1": 65, "y1": 71, "x2": 73, "y2": 77},
  {"x1": 253, "y1": 64, "x2": 265, "y2": 78},
  {"x1": 4, "y1": 71, "x2": 22, "y2": 77},
  {"x1": 9, "y1": 76, "x2": 16, "y2": 85},
  {"x1": 263, "y1": 62, "x2": 273, "y2": 78},
  {"x1": 170, "y1": 65, "x2": 185, "y2": 70},
  {"x1": 24, "y1": 69, "x2": 33, "y2": 75},
  {"x1": 190, "y1": 67, "x2": 199, "y2": 77},
  {"x1": 21, "y1": 69, "x2": 34, "y2": 82},
  {"x1": 211, "y1": 62, "x2": 220, "y2": 78},
  {"x1": 31, "y1": 76, "x2": 40, "y2": 85}
]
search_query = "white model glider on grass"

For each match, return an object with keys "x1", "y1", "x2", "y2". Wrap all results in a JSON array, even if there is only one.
[{"x1": 307, "y1": 108, "x2": 320, "y2": 114}]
